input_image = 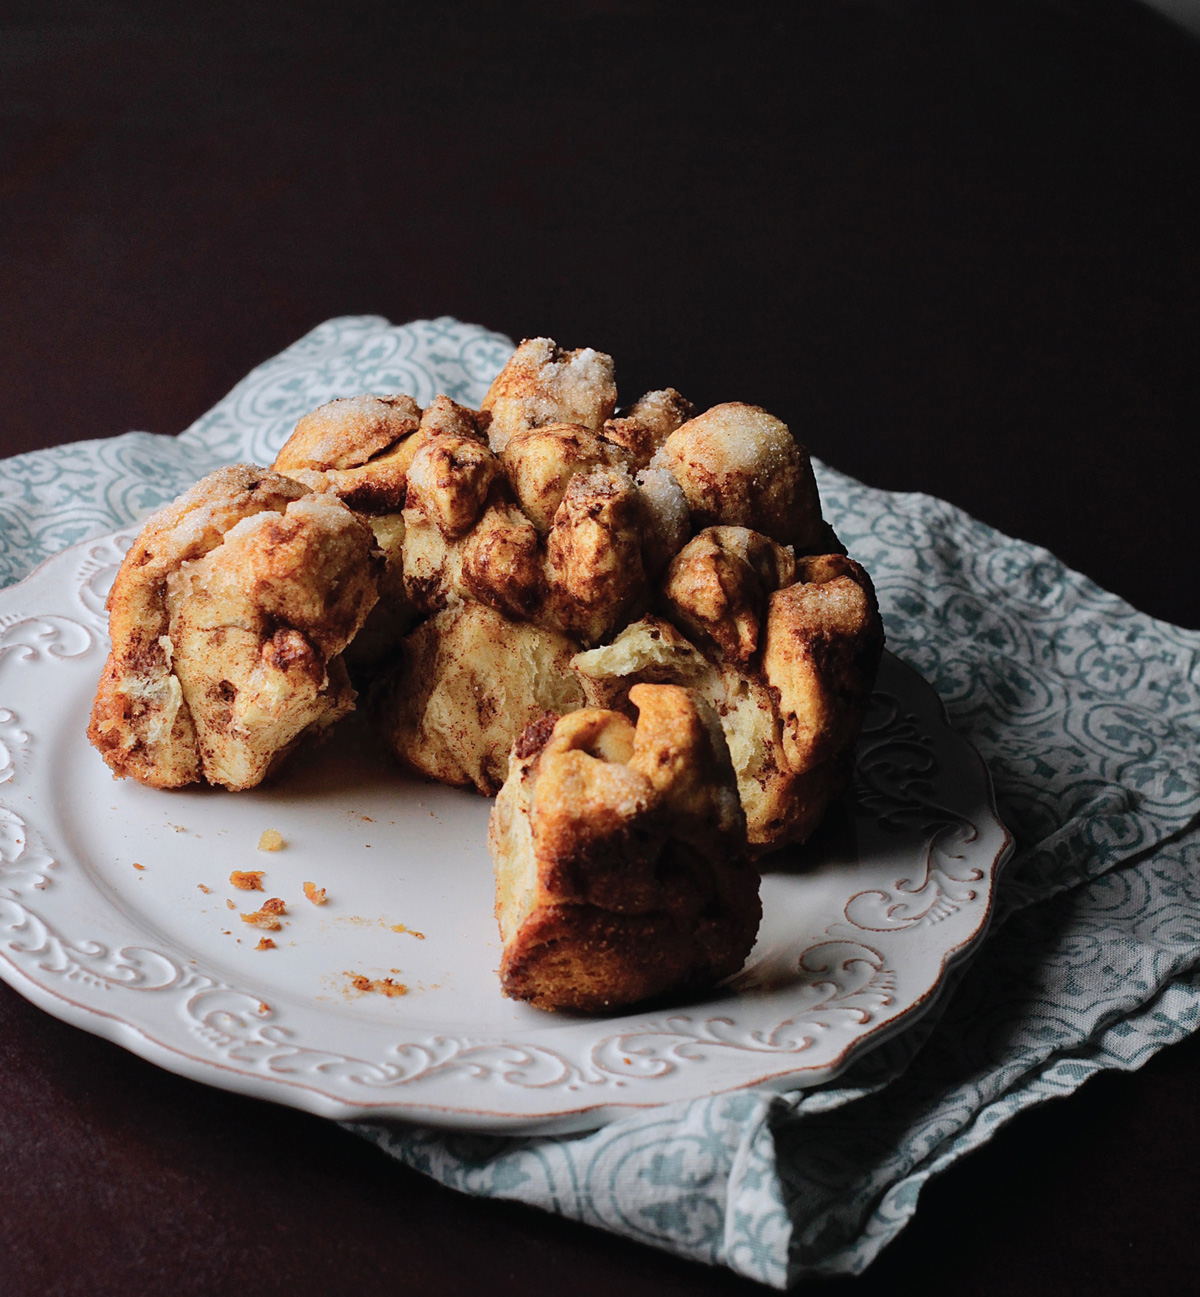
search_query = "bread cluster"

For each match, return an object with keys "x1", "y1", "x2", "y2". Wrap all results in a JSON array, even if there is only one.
[
  {"x1": 88, "y1": 338, "x2": 884, "y2": 1011},
  {"x1": 491, "y1": 685, "x2": 759, "y2": 1011},
  {"x1": 88, "y1": 465, "x2": 379, "y2": 790}
]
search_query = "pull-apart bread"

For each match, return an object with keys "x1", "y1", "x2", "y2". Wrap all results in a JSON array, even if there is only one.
[
  {"x1": 88, "y1": 336, "x2": 884, "y2": 1010},
  {"x1": 573, "y1": 544, "x2": 884, "y2": 848},
  {"x1": 489, "y1": 685, "x2": 760, "y2": 1012},
  {"x1": 88, "y1": 466, "x2": 380, "y2": 790}
]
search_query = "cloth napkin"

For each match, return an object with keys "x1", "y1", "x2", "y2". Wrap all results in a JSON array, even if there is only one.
[{"x1": 3, "y1": 317, "x2": 1197, "y2": 1289}]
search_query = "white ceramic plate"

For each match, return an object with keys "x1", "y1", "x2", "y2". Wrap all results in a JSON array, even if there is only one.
[{"x1": 0, "y1": 530, "x2": 1011, "y2": 1133}]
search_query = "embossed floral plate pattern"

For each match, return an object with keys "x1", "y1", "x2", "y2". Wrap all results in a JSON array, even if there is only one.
[{"x1": 0, "y1": 529, "x2": 1011, "y2": 1133}]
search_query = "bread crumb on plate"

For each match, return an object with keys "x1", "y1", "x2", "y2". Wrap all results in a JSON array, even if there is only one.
[
  {"x1": 346, "y1": 971, "x2": 408, "y2": 997},
  {"x1": 240, "y1": 900, "x2": 286, "y2": 930}
]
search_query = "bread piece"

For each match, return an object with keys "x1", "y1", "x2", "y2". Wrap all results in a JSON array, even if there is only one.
[
  {"x1": 544, "y1": 466, "x2": 654, "y2": 645},
  {"x1": 489, "y1": 684, "x2": 759, "y2": 1012},
  {"x1": 655, "y1": 402, "x2": 824, "y2": 550},
  {"x1": 271, "y1": 395, "x2": 488, "y2": 674},
  {"x1": 571, "y1": 552, "x2": 883, "y2": 850},
  {"x1": 661, "y1": 525, "x2": 797, "y2": 666},
  {"x1": 501, "y1": 423, "x2": 617, "y2": 533},
  {"x1": 596, "y1": 388, "x2": 696, "y2": 471},
  {"x1": 372, "y1": 601, "x2": 586, "y2": 796},
  {"x1": 481, "y1": 338, "x2": 617, "y2": 452},
  {"x1": 401, "y1": 487, "x2": 543, "y2": 622},
  {"x1": 272, "y1": 393, "x2": 422, "y2": 512},
  {"x1": 88, "y1": 467, "x2": 379, "y2": 790}
]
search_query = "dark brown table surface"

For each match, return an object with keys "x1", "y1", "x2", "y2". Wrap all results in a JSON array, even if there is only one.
[{"x1": 2, "y1": 3, "x2": 1198, "y2": 1294}]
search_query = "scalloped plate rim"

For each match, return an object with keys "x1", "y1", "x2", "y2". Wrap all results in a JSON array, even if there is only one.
[{"x1": 0, "y1": 528, "x2": 1014, "y2": 1133}]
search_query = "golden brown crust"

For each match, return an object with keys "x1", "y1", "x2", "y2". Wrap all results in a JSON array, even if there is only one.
[
  {"x1": 656, "y1": 403, "x2": 824, "y2": 550},
  {"x1": 481, "y1": 338, "x2": 617, "y2": 452},
  {"x1": 762, "y1": 555, "x2": 884, "y2": 776},
  {"x1": 570, "y1": 549, "x2": 883, "y2": 851},
  {"x1": 460, "y1": 495, "x2": 544, "y2": 620},
  {"x1": 489, "y1": 685, "x2": 759, "y2": 1012},
  {"x1": 272, "y1": 394, "x2": 490, "y2": 514},
  {"x1": 545, "y1": 466, "x2": 653, "y2": 645},
  {"x1": 271, "y1": 397, "x2": 492, "y2": 678},
  {"x1": 88, "y1": 467, "x2": 379, "y2": 791},
  {"x1": 401, "y1": 488, "x2": 543, "y2": 623},
  {"x1": 501, "y1": 423, "x2": 616, "y2": 533},
  {"x1": 399, "y1": 456, "x2": 666, "y2": 648},
  {"x1": 274, "y1": 394, "x2": 421, "y2": 473},
  {"x1": 405, "y1": 433, "x2": 499, "y2": 539},
  {"x1": 661, "y1": 526, "x2": 797, "y2": 666},
  {"x1": 272, "y1": 394, "x2": 421, "y2": 513}
]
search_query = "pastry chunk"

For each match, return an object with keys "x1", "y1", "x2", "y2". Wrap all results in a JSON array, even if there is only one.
[
  {"x1": 598, "y1": 388, "x2": 696, "y2": 470},
  {"x1": 481, "y1": 337, "x2": 617, "y2": 452},
  {"x1": 372, "y1": 601, "x2": 585, "y2": 796},
  {"x1": 88, "y1": 466, "x2": 379, "y2": 790},
  {"x1": 655, "y1": 402, "x2": 825, "y2": 551},
  {"x1": 272, "y1": 394, "x2": 489, "y2": 674},
  {"x1": 489, "y1": 684, "x2": 760, "y2": 1012},
  {"x1": 661, "y1": 525, "x2": 797, "y2": 666},
  {"x1": 272, "y1": 393, "x2": 423, "y2": 512},
  {"x1": 572, "y1": 551, "x2": 884, "y2": 850},
  {"x1": 402, "y1": 454, "x2": 665, "y2": 647}
]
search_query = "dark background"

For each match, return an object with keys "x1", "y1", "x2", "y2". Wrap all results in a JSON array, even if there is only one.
[{"x1": 2, "y1": 2, "x2": 1198, "y2": 1294}]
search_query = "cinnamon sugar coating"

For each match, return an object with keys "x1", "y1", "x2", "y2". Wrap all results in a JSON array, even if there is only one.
[
  {"x1": 371, "y1": 601, "x2": 585, "y2": 796},
  {"x1": 662, "y1": 526, "x2": 797, "y2": 667},
  {"x1": 489, "y1": 684, "x2": 759, "y2": 1012},
  {"x1": 270, "y1": 396, "x2": 488, "y2": 673},
  {"x1": 572, "y1": 551, "x2": 884, "y2": 849},
  {"x1": 656, "y1": 402, "x2": 825, "y2": 550},
  {"x1": 480, "y1": 337, "x2": 617, "y2": 452}
]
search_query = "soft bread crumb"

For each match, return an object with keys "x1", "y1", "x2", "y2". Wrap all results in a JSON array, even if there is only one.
[
  {"x1": 240, "y1": 901, "x2": 285, "y2": 930},
  {"x1": 346, "y1": 971, "x2": 409, "y2": 997},
  {"x1": 303, "y1": 881, "x2": 328, "y2": 906},
  {"x1": 226, "y1": 898, "x2": 236, "y2": 910},
  {"x1": 256, "y1": 937, "x2": 276, "y2": 951},
  {"x1": 230, "y1": 870, "x2": 264, "y2": 890},
  {"x1": 258, "y1": 829, "x2": 285, "y2": 851}
]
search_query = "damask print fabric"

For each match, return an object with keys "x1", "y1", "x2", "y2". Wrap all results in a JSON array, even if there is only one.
[{"x1": 2, "y1": 317, "x2": 1197, "y2": 1288}]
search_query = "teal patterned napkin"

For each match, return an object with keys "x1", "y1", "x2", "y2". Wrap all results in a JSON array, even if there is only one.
[{"x1": 3, "y1": 317, "x2": 1198, "y2": 1288}]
